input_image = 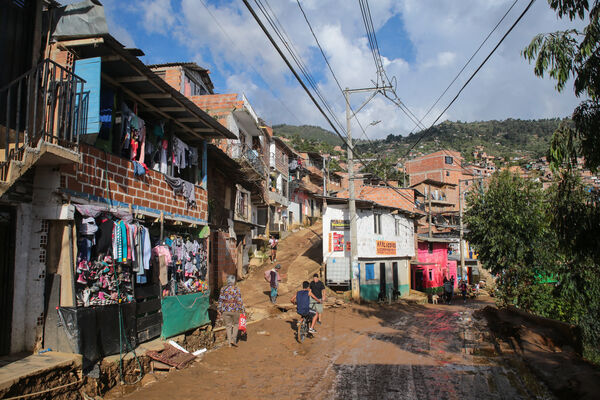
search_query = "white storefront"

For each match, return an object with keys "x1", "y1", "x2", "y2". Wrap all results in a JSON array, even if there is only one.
[{"x1": 322, "y1": 198, "x2": 416, "y2": 300}]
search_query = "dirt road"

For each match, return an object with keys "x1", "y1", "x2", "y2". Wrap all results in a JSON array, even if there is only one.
[{"x1": 108, "y1": 296, "x2": 576, "y2": 400}]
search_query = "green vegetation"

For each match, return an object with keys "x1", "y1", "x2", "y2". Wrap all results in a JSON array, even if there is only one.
[
  {"x1": 358, "y1": 118, "x2": 565, "y2": 162},
  {"x1": 465, "y1": 171, "x2": 563, "y2": 316},
  {"x1": 273, "y1": 124, "x2": 344, "y2": 146},
  {"x1": 274, "y1": 119, "x2": 566, "y2": 167},
  {"x1": 521, "y1": 0, "x2": 600, "y2": 363}
]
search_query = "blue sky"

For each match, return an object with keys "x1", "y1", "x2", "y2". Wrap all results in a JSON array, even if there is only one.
[{"x1": 93, "y1": 0, "x2": 581, "y2": 139}]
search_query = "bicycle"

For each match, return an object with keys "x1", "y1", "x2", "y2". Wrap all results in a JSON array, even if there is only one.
[{"x1": 296, "y1": 310, "x2": 316, "y2": 343}]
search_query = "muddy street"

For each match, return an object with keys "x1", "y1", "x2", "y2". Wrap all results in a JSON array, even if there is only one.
[{"x1": 108, "y1": 297, "x2": 558, "y2": 400}]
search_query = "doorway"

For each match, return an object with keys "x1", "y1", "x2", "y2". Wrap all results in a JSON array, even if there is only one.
[
  {"x1": 0, "y1": 207, "x2": 15, "y2": 355},
  {"x1": 414, "y1": 269, "x2": 424, "y2": 292},
  {"x1": 378, "y1": 262, "x2": 387, "y2": 301},
  {"x1": 392, "y1": 262, "x2": 399, "y2": 300}
]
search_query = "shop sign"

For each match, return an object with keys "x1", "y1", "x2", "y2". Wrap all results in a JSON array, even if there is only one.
[
  {"x1": 332, "y1": 232, "x2": 344, "y2": 252},
  {"x1": 330, "y1": 219, "x2": 350, "y2": 231},
  {"x1": 376, "y1": 240, "x2": 396, "y2": 255}
]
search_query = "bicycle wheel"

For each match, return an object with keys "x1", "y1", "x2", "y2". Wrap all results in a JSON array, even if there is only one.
[{"x1": 298, "y1": 324, "x2": 306, "y2": 343}]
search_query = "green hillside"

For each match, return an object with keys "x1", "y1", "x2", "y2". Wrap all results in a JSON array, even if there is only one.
[
  {"x1": 273, "y1": 118, "x2": 566, "y2": 164},
  {"x1": 366, "y1": 118, "x2": 566, "y2": 162},
  {"x1": 273, "y1": 124, "x2": 344, "y2": 146}
]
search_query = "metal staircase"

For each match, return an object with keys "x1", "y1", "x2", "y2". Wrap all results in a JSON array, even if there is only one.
[{"x1": 0, "y1": 59, "x2": 87, "y2": 197}]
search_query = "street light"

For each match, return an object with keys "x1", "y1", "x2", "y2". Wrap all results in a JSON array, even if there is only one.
[{"x1": 369, "y1": 120, "x2": 381, "y2": 127}]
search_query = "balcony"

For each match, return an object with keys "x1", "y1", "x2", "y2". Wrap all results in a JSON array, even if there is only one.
[
  {"x1": 230, "y1": 143, "x2": 267, "y2": 180},
  {"x1": 0, "y1": 59, "x2": 87, "y2": 196},
  {"x1": 268, "y1": 189, "x2": 289, "y2": 207}
]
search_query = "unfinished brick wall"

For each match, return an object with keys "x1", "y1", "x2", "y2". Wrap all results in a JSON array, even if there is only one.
[
  {"x1": 274, "y1": 144, "x2": 289, "y2": 177},
  {"x1": 60, "y1": 144, "x2": 208, "y2": 221},
  {"x1": 211, "y1": 230, "x2": 237, "y2": 290}
]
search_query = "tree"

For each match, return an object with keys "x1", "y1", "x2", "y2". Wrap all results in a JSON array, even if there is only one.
[
  {"x1": 522, "y1": 0, "x2": 600, "y2": 170},
  {"x1": 465, "y1": 171, "x2": 559, "y2": 311},
  {"x1": 522, "y1": 0, "x2": 600, "y2": 361}
]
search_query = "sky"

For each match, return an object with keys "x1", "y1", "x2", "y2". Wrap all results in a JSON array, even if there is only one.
[{"x1": 91, "y1": 0, "x2": 582, "y2": 139}]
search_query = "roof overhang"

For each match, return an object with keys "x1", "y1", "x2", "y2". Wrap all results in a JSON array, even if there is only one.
[
  {"x1": 233, "y1": 110, "x2": 262, "y2": 137},
  {"x1": 54, "y1": 35, "x2": 236, "y2": 143},
  {"x1": 418, "y1": 236, "x2": 454, "y2": 243}
]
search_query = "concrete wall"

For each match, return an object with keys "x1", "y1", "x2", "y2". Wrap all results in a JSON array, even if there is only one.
[
  {"x1": 10, "y1": 166, "x2": 69, "y2": 353},
  {"x1": 323, "y1": 204, "x2": 415, "y2": 261},
  {"x1": 358, "y1": 258, "x2": 411, "y2": 301},
  {"x1": 288, "y1": 200, "x2": 300, "y2": 225}
]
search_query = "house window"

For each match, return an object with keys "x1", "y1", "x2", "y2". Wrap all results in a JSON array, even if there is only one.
[
  {"x1": 395, "y1": 219, "x2": 401, "y2": 236},
  {"x1": 428, "y1": 242, "x2": 433, "y2": 253},
  {"x1": 445, "y1": 156, "x2": 453, "y2": 165},
  {"x1": 428, "y1": 269, "x2": 433, "y2": 281},
  {"x1": 446, "y1": 171, "x2": 450, "y2": 177},
  {"x1": 374, "y1": 214, "x2": 382, "y2": 234},
  {"x1": 365, "y1": 263, "x2": 375, "y2": 280}
]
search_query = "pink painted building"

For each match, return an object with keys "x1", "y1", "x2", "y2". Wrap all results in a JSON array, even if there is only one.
[{"x1": 411, "y1": 238, "x2": 457, "y2": 294}]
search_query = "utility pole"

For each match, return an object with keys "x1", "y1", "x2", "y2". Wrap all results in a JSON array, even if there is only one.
[
  {"x1": 459, "y1": 181, "x2": 465, "y2": 280},
  {"x1": 428, "y1": 184, "x2": 432, "y2": 238},
  {"x1": 458, "y1": 177, "x2": 483, "y2": 281},
  {"x1": 345, "y1": 89, "x2": 358, "y2": 302},
  {"x1": 344, "y1": 86, "x2": 391, "y2": 302},
  {"x1": 323, "y1": 155, "x2": 327, "y2": 196}
]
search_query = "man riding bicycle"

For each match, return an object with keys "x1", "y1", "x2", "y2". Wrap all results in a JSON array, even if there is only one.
[{"x1": 291, "y1": 281, "x2": 319, "y2": 334}]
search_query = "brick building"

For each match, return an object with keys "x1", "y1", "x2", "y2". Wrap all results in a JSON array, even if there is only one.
[{"x1": 406, "y1": 150, "x2": 473, "y2": 209}]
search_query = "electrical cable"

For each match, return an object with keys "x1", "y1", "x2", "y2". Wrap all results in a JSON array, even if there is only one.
[
  {"x1": 295, "y1": 0, "x2": 374, "y2": 145},
  {"x1": 258, "y1": 0, "x2": 420, "y2": 208},
  {"x1": 405, "y1": 0, "x2": 520, "y2": 136},
  {"x1": 254, "y1": 0, "x2": 344, "y2": 131},
  {"x1": 197, "y1": 0, "x2": 329, "y2": 139},
  {"x1": 244, "y1": 0, "x2": 421, "y2": 209},
  {"x1": 402, "y1": 0, "x2": 537, "y2": 159}
]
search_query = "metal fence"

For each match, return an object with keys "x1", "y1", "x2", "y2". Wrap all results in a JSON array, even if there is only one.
[{"x1": 0, "y1": 59, "x2": 88, "y2": 179}]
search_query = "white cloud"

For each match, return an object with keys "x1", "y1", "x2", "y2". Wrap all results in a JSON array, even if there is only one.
[
  {"x1": 102, "y1": 0, "x2": 582, "y2": 139},
  {"x1": 138, "y1": 0, "x2": 176, "y2": 34}
]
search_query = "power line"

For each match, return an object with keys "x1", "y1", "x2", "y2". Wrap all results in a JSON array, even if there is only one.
[
  {"x1": 244, "y1": 0, "x2": 421, "y2": 208},
  {"x1": 254, "y1": 0, "x2": 347, "y2": 134},
  {"x1": 402, "y1": 0, "x2": 537, "y2": 158},
  {"x1": 291, "y1": 0, "x2": 418, "y2": 205},
  {"x1": 197, "y1": 0, "x2": 326, "y2": 138},
  {"x1": 406, "y1": 0, "x2": 520, "y2": 136}
]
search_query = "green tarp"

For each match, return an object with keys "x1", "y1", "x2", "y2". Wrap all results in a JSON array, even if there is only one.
[{"x1": 161, "y1": 292, "x2": 210, "y2": 338}]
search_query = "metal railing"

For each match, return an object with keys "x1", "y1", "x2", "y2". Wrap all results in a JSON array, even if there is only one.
[
  {"x1": 229, "y1": 142, "x2": 267, "y2": 177},
  {"x1": 0, "y1": 59, "x2": 87, "y2": 179}
]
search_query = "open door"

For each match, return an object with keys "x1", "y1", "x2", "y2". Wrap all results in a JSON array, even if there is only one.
[
  {"x1": 379, "y1": 262, "x2": 387, "y2": 301},
  {"x1": 392, "y1": 262, "x2": 399, "y2": 300}
]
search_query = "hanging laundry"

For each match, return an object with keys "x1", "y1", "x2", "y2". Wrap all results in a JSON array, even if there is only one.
[
  {"x1": 172, "y1": 136, "x2": 189, "y2": 172},
  {"x1": 160, "y1": 139, "x2": 168, "y2": 174},
  {"x1": 164, "y1": 175, "x2": 196, "y2": 207},
  {"x1": 142, "y1": 226, "x2": 151, "y2": 271},
  {"x1": 137, "y1": 118, "x2": 146, "y2": 164},
  {"x1": 95, "y1": 218, "x2": 114, "y2": 256},
  {"x1": 189, "y1": 147, "x2": 199, "y2": 166}
]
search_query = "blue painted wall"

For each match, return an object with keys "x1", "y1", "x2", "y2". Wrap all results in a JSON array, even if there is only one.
[{"x1": 74, "y1": 57, "x2": 101, "y2": 134}]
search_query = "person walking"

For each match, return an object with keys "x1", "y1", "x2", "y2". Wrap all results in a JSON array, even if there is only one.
[
  {"x1": 443, "y1": 276, "x2": 453, "y2": 305},
  {"x1": 459, "y1": 279, "x2": 468, "y2": 303},
  {"x1": 264, "y1": 264, "x2": 282, "y2": 304},
  {"x1": 309, "y1": 273, "x2": 326, "y2": 325},
  {"x1": 217, "y1": 275, "x2": 245, "y2": 347},
  {"x1": 269, "y1": 235, "x2": 278, "y2": 263}
]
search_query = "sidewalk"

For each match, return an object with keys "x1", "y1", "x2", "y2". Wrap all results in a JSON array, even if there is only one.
[{"x1": 0, "y1": 352, "x2": 82, "y2": 398}]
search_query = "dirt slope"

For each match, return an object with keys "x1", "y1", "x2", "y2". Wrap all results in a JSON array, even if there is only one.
[{"x1": 237, "y1": 222, "x2": 323, "y2": 321}]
